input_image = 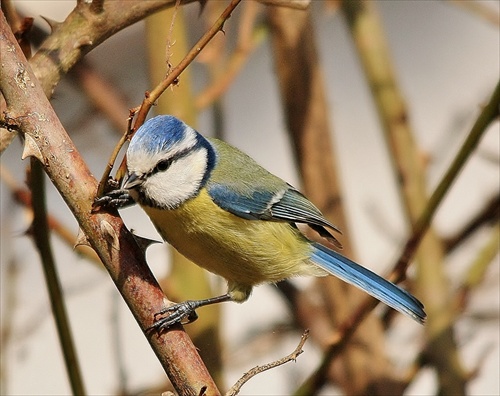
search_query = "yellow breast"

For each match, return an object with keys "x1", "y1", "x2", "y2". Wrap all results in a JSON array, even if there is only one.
[{"x1": 141, "y1": 189, "x2": 323, "y2": 300}]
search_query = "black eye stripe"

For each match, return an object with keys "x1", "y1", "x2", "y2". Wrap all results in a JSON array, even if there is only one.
[{"x1": 149, "y1": 148, "x2": 194, "y2": 177}]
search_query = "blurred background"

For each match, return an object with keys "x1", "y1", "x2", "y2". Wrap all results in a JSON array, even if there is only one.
[{"x1": 1, "y1": 0, "x2": 499, "y2": 395}]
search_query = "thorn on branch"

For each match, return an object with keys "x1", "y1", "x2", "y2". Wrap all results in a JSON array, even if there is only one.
[
  {"x1": 73, "y1": 36, "x2": 94, "y2": 49},
  {"x1": 40, "y1": 15, "x2": 62, "y2": 33},
  {"x1": 130, "y1": 231, "x2": 161, "y2": 253},
  {"x1": 74, "y1": 229, "x2": 92, "y2": 249},
  {"x1": 100, "y1": 220, "x2": 120, "y2": 251},
  {"x1": 22, "y1": 134, "x2": 44, "y2": 162},
  {"x1": 198, "y1": 385, "x2": 208, "y2": 396}
]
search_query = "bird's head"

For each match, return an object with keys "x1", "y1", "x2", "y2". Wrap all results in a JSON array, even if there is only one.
[{"x1": 124, "y1": 115, "x2": 216, "y2": 209}]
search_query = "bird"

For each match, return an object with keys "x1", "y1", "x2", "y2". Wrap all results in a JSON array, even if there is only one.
[{"x1": 94, "y1": 115, "x2": 426, "y2": 331}]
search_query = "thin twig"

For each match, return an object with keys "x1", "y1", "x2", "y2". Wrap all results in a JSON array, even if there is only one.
[
  {"x1": 96, "y1": 112, "x2": 134, "y2": 197},
  {"x1": 165, "y1": 0, "x2": 182, "y2": 72},
  {"x1": 110, "y1": 0, "x2": 242, "y2": 184},
  {"x1": 134, "y1": 0, "x2": 243, "y2": 128},
  {"x1": 226, "y1": 330, "x2": 310, "y2": 396}
]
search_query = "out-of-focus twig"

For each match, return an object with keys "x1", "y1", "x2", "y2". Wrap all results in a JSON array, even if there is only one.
[
  {"x1": 0, "y1": 164, "x2": 102, "y2": 264},
  {"x1": 268, "y1": 5, "x2": 395, "y2": 395},
  {"x1": 342, "y1": 1, "x2": 469, "y2": 394},
  {"x1": 455, "y1": 223, "x2": 500, "y2": 313},
  {"x1": 257, "y1": 0, "x2": 311, "y2": 10},
  {"x1": 443, "y1": 194, "x2": 500, "y2": 253},
  {"x1": 28, "y1": 158, "x2": 86, "y2": 395},
  {"x1": 70, "y1": 61, "x2": 130, "y2": 134},
  {"x1": 195, "y1": 1, "x2": 265, "y2": 110},
  {"x1": 448, "y1": 0, "x2": 500, "y2": 27},
  {"x1": 389, "y1": 80, "x2": 499, "y2": 281}
]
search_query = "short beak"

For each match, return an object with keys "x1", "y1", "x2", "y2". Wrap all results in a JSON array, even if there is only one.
[{"x1": 123, "y1": 172, "x2": 142, "y2": 189}]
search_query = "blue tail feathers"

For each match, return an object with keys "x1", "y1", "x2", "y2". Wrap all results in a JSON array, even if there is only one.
[{"x1": 310, "y1": 243, "x2": 426, "y2": 324}]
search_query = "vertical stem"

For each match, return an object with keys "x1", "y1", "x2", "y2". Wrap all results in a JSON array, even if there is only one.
[{"x1": 29, "y1": 158, "x2": 86, "y2": 396}]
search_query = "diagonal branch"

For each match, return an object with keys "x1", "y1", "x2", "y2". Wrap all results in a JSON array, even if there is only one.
[
  {"x1": 0, "y1": 10, "x2": 219, "y2": 396},
  {"x1": 295, "y1": 79, "x2": 500, "y2": 394},
  {"x1": 133, "y1": 0, "x2": 243, "y2": 128},
  {"x1": 30, "y1": 0, "x2": 198, "y2": 98}
]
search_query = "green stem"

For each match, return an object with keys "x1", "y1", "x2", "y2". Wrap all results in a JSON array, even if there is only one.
[
  {"x1": 295, "y1": 79, "x2": 499, "y2": 395},
  {"x1": 392, "y1": 79, "x2": 500, "y2": 280},
  {"x1": 30, "y1": 159, "x2": 86, "y2": 396}
]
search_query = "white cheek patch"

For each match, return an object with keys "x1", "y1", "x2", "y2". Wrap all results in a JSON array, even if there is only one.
[{"x1": 142, "y1": 148, "x2": 208, "y2": 209}]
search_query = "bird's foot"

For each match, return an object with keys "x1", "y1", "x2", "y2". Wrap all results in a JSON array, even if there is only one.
[
  {"x1": 147, "y1": 301, "x2": 200, "y2": 334},
  {"x1": 92, "y1": 189, "x2": 135, "y2": 211}
]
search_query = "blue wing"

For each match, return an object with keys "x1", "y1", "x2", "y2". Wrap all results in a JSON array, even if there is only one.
[
  {"x1": 207, "y1": 183, "x2": 342, "y2": 247},
  {"x1": 311, "y1": 243, "x2": 426, "y2": 323},
  {"x1": 206, "y1": 138, "x2": 341, "y2": 245}
]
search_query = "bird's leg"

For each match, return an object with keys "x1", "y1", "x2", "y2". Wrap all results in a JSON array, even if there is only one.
[
  {"x1": 147, "y1": 294, "x2": 233, "y2": 333},
  {"x1": 92, "y1": 189, "x2": 136, "y2": 211}
]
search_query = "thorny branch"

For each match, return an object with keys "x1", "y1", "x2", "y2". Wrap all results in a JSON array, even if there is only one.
[{"x1": 0, "y1": 9, "x2": 220, "y2": 395}]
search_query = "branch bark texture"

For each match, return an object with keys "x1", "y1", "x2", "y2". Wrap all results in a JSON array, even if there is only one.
[{"x1": 0, "y1": 10, "x2": 219, "y2": 396}]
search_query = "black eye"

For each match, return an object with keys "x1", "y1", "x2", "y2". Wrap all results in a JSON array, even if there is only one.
[{"x1": 155, "y1": 159, "x2": 172, "y2": 173}]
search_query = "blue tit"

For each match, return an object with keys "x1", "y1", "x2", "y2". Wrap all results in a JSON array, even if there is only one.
[{"x1": 96, "y1": 115, "x2": 426, "y2": 330}]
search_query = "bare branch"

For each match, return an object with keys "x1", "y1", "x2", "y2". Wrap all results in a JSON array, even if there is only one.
[
  {"x1": 226, "y1": 330, "x2": 310, "y2": 396},
  {"x1": 30, "y1": 0, "x2": 198, "y2": 98}
]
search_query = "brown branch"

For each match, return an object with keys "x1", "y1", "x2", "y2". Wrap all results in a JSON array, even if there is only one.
[
  {"x1": 0, "y1": 10, "x2": 219, "y2": 395},
  {"x1": 226, "y1": 330, "x2": 310, "y2": 396},
  {"x1": 30, "y1": 0, "x2": 198, "y2": 98}
]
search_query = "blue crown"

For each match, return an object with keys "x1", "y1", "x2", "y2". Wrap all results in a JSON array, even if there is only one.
[{"x1": 130, "y1": 115, "x2": 188, "y2": 155}]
